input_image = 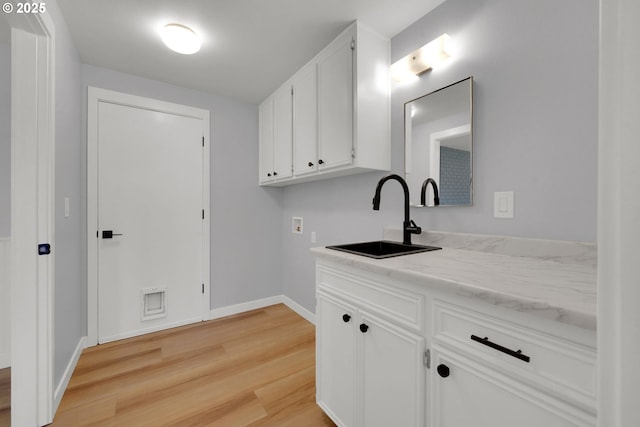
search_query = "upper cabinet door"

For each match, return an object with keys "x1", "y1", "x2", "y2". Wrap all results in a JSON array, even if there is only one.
[
  {"x1": 293, "y1": 64, "x2": 318, "y2": 176},
  {"x1": 272, "y1": 84, "x2": 293, "y2": 180},
  {"x1": 317, "y1": 33, "x2": 354, "y2": 171},
  {"x1": 258, "y1": 98, "x2": 274, "y2": 184}
]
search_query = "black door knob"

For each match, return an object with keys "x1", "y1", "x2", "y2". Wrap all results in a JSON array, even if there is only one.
[
  {"x1": 308, "y1": 161, "x2": 314, "y2": 167},
  {"x1": 342, "y1": 314, "x2": 351, "y2": 323},
  {"x1": 318, "y1": 159, "x2": 325, "y2": 165},
  {"x1": 359, "y1": 323, "x2": 369, "y2": 333},
  {"x1": 437, "y1": 364, "x2": 450, "y2": 378}
]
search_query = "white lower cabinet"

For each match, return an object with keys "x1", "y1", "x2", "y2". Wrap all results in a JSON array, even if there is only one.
[
  {"x1": 315, "y1": 259, "x2": 597, "y2": 427},
  {"x1": 316, "y1": 288, "x2": 425, "y2": 427},
  {"x1": 430, "y1": 347, "x2": 594, "y2": 427},
  {"x1": 360, "y1": 311, "x2": 425, "y2": 427},
  {"x1": 317, "y1": 293, "x2": 357, "y2": 427}
]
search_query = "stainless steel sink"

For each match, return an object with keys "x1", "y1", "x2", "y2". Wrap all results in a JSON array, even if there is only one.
[{"x1": 326, "y1": 240, "x2": 441, "y2": 259}]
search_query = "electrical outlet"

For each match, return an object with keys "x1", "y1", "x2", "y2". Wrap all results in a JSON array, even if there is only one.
[{"x1": 292, "y1": 217, "x2": 303, "y2": 234}]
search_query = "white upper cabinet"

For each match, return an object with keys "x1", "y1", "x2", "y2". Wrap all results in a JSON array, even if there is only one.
[
  {"x1": 259, "y1": 84, "x2": 293, "y2": 183},
  {"x1": 259, "y1": 21, "x2": 390, "y2": 186},
  {"x1": 258, "y1": 99, "x2": 274, "y2": 183},
  {"x1": 317, "y1": 32, "x2": 354, "y2": 171},
  {"x1": 292, "y1": 63, "x2": 318, "y2": 176}
]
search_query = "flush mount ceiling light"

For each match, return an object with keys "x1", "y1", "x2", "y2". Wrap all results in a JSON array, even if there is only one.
[
  {"x1": 391, "y1": 34, "x2": 452, "y2": 82},
  {"x1": 161, "y1": 23, "x2": 201, "y2": 55}
]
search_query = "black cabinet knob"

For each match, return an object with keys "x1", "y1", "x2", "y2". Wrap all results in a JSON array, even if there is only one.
[
  {"x1": 267, "y1": 173, "x2": 271, "y2": 177},
  {"x1": 308, "y1": 161, "x2": 314, "y2": 167},
  {"x1": 359, "y1": 323, "x2": 369, "y2": 333},
  {"x1": 273, "y1": 171, "x2": 278, "y2": 176},
  {"x1": 437, "y1": 364, "x2": 450, "y2": 378},
  {"x1": 342, "y1": 314, "x2": 351, "y2": 323},
  {"x1": 318, "y1": 159, "x2": 325, "y2": 165}
]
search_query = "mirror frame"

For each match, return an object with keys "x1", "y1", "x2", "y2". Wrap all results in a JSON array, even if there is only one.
[{"x1": 404, "y1": 76, "x2": 474, "y2": 207}]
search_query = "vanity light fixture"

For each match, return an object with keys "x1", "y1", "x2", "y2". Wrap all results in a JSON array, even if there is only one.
[
  {"x1": 161, "y1": 23, "x2": 201, "y2": 55},
  {"x1": 391, "y1": 34, "x2": 451, "y2": 82}
]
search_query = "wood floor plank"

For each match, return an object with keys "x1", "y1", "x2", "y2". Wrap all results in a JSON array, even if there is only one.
[
  {"x1": 49, "y1": 395, "x2": 117, "y2": 426},
  {"x1": 0, "y1": 368, "x2": 9, "y2": 427},
  {"x1": 51, "y1": 304, "x2": 335, "y2": 426}
]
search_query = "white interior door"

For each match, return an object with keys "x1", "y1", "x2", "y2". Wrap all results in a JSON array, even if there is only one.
[{"x1": 96, "y1": 100, "x2": 205, "y2": 343}]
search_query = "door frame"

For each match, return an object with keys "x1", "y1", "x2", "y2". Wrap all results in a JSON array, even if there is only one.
[
  {"x1": 87, "y1": 87, "x2": 211, "y2": 346},
  {"x1": 9, "y1": 6, "x2": 56, "y2": 426}
]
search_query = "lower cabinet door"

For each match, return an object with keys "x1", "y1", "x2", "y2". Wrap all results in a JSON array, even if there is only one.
[
  {"x1": 360, "y1": 312, "x2": 426, "y2": 427},
  {"x1": 431, "y1": 348, "x2": 595, "y2": 427},
  {"x1": 316, "y1": 293, "x2": 357, "y2": 426}
]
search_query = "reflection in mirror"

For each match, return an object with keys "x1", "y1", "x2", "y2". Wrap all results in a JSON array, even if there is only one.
[{"x1": 405, "y1": 77, "x2": 473, "y2": 207}]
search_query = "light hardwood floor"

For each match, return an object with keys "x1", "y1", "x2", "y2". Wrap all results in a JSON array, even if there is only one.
[
  {"x1": 0, "y1": 368, "x2": 9, "y2": 427},
  {"x1": 51, "y1": 304, "x2": 335, "y2": 426}
]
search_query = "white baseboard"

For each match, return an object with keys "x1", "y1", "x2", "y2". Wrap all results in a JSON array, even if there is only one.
[
  {"x1": 209, "y1": 295, "x2": 284, "y2": 320},
  {"x1": 100, "y1": 316, "x2": 203, "y2": 344},
  {"x1": 209, "y1": 295, "x2": 315, "y2": 325},
  {"x1": 280, "y1": 295, "x2": 315, "y2": 324},
  {"x1": 53, "y1": 336, "x2": 87, "y2": 414}
]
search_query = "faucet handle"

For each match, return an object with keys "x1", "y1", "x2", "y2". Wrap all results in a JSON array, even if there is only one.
[{"x1": 408, "y1": 219, "x2": 422, "y2": 235}]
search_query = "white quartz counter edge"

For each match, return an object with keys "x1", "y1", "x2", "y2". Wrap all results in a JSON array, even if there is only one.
[{"x1": 311, "y1": 246, "x2": 597, "y2": 331}]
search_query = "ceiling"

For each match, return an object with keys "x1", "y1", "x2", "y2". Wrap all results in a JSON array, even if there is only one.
[{"x1": 56, "y1": 0, "x2": 446, "y2": 104}]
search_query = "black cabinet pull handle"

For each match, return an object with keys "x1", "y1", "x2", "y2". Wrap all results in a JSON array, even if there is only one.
[
  {"x1": 470, "y1": 335, "x2": 530, "y2": 363},
  {"x1": 318, "y1": 159, "x2": 325, "y2": 165},
  {"x1": 102, "y1": 230, "x2": 123, "y2": 239},
  {"x1": 437, "y1": 364, "x2": 450, "y2": 378},
  {"x1": 342, "y1": 314, "x2": 351, "y2": 323},
  {"x1": 308, "y1": 161, "x2": 314, "y2": 167},
  {"x1": 359, "y1": 323, "x2": 369, "y2": 333}
]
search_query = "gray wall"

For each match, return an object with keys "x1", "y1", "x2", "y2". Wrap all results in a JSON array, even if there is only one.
[
  {"x1": 281, "y1": 0, "x2": 598, "y2": 314},
  {"x1": 0, "y1": 42, "x2": 9, "y2": 237},
  {"x1": 48, "y1": 0, "x2": 86, "y2": 388},
  {"x1": 81, "y1": 65, "x2": 283, "y2": 310}
]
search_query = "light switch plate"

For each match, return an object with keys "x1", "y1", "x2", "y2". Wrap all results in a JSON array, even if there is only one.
[{"x1": 494, "y1": 191, "x2": 514, "y2": 218}]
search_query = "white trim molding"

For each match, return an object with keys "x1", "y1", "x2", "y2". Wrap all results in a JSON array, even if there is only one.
[
  {"x1": 209, "y1": 295, "x2": 315, "y2": 325},
  {"x1": 0, "y1": 238, "x2": 10, "y2": 369},
  {"x1": 9, "y1": 8, "x2": 56, "y2": 426},
  {"x1": 598, "y1": 0, "x2": 640, "y2": 426},
  {"x1": 53, "y1": 336, "x2": 87, "y2": 414}
]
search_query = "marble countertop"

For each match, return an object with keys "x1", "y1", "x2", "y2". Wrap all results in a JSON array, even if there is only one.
[{"x1": 311, "y1": 236, "x2": 597, "y2": 331}]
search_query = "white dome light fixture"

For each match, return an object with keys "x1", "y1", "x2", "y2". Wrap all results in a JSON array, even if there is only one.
[{"x1": 161, "y1": 23, "x2": 201, "y2": 55}]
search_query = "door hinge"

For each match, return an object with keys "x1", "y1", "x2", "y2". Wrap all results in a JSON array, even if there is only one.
[
  {"x1": 202, "y1": 283, "x2": 205, "y2": 294},
  {"x1": 351, "y1": 147, "x2": 355, "y2": 159},
  {"x1": 202, "y1": 209, "x2": 205, "y2": 219},
  {"x1": 202, "y1": 136, "x2": 205, "y2": 147},
  {"x1": 351, "y1": 38, "x2": 355, "y2": 50},
  {"x1": 291, "y1": 86, "x2": 294, "y2": 96},
  {"x1": 424, "y1": 348, "x2": 431, "y2": 368}
]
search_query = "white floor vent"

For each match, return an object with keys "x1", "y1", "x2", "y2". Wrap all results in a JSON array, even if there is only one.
[{"x1": 141, "y1": 288, "x2": 167, "y2": 321}]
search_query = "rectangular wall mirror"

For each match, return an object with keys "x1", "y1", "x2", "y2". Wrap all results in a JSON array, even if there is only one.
[{"x1": 405, "y1": 76, "x2": 473, "y2": 207}]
